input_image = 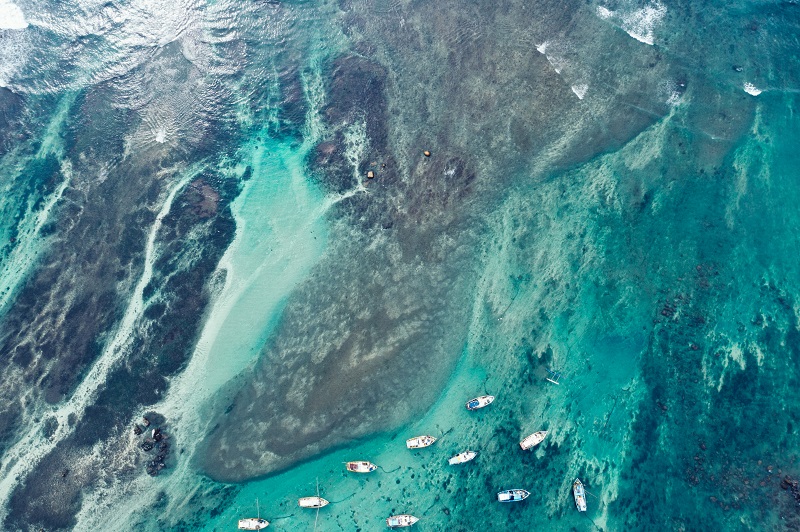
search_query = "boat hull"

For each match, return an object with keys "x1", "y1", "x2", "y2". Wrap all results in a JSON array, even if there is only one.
[
  {"x1": 346, "y1": 461, "x2": 378, "y2": 473},
  {"x1": 448, "y1": 450, "x2": 477, "y2": 465},
  {"x1": 466, "y1": 395, "x2": 495, "y2": 410},
  {"x1": 238, "y1": 518, "x2": 269, "y2": 530},
  {"x1": 298, "y1": 496, "x2": 329, "y2": 509},
  {"x1": 573, "y1": 478, "x2": 587, "y2": 512},
  {"x1": 520, "y1": 430, "x2": 547, "y2": 450},
  {"x1": 386, "y1": 514, "x2": 419, "y2": 528},
  {"x1": 497, "y1": 489, "x2": 530, "y2": 502},
  {"x1": 406, "y1": 435, "x2": 437, "y2": 449}
]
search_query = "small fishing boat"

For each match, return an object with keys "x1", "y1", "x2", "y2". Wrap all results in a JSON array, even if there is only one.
[
  {"x1": 573, "y1": 478, "x2": 587, "y2": 512},
  {"x1": 497, "y1": 489, "x2": 530, "y2": 502},
  {"x1": 465, "y1": 395, "x2": 495, "y2": 410},
  {"x1": 238, "y1": 499, "x2": 269, "y2": 530},
  {"x1": 406, "y1": 435, "x2": 437, "y2": 449},
  {"x1": 520, "y1": 430, "x2": 548, "y2": 450},
  {"x1": 345, "y1": 461, "x2": 377, "y2": 473},
  {"x1": 298, "y1": 496, "x2": 329, "y2": 509},
  {"x1": 386, "y1": 514, "x2": 419, "y2": 528},
  {"x1": 448, "y1": 450, "x2": 477, "y2": 465}
]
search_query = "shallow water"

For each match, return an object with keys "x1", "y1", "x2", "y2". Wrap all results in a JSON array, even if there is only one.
[{"x1": 0, "y1": 0, "x2": 799, "y2": 530}]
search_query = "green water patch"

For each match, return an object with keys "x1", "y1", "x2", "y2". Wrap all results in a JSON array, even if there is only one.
[{"x1": 609, "y1": 91, "x2": 800, "y2": 530}]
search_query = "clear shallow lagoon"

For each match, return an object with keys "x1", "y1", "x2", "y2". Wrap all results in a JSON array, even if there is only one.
[{"x1": 0, "y1": 0, "x2": 799, "y2": 530}]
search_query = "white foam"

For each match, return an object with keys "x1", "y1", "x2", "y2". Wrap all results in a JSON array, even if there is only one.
[
  {"x1": 596, "y1": 6, "x2": 613, "y2": 20},
  {"x1": 343, "y1": 119, "x2": 370, "y2": 190},
  {"x1": 620, "y1": 2, "x2": 666, "y2": 45},
  {"x1": 0, "y1": 21, "x2": 29, "y2": 87},
  {"x1": 547, "y1": 54, "x2": 567, "y2": 74},
  {"x1": 599, "y1": 1, "x2": 666, "y2": 46},
  {"x1": 536, "y1": 40, "x2": 572, "y2": 75},
  {"x1": 0, "y1": 0, "x2": 28, "y2": 29},
  {"x1": 657, "y1": 80, "x2": 684, "y2": 106},
  {"x1": 571, "y1": 84, "x2": 588, "y2": 100},
  {"x1": 743, "y1": 82, "x2": 762, "y2": 96}
]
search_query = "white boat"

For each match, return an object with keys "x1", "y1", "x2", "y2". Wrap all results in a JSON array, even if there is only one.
[
  {"x1": 386, "y1": 514, "x2": 419, "y2": 528},
  {"x1": 298, "y1": 496, "x2": 329, "y2": 509},
  {"x1": 302, "y1": 479, "x2": 327, "y2": 530},
  {"x1": 448, "y1": 450, "x2": 477, "y2": 465},
  {"x1": 573, "y1": 478, "x2": 587, "y2": 512},
  {"x1": 497, "y1": 489, "x2": 530, "y2": 502},
  {"x1": 520, "y1": 430, "x2": 548, "y2": 450},
  {"x1": 346, "y1": 461, "x2": 377, "y2": 473},
  {"x1": 238, "y1": 498, "x2": 269, "y2": 530},
  {"x1": 406, "y1": 435, "x2": 437, "y2": 449},
  {"x1": 465, "y1": 395, "x2": 494, "y2": 410},
  {"x1": 238, "y1": 518, "x2": 269, "y2": 530}
]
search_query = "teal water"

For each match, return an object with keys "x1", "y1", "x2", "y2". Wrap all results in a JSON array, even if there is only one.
[{"x1": 0, "y1": 0, "x2": 799, "y2": 530}]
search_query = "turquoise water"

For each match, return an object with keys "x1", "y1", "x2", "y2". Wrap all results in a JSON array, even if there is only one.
[{"x1": 0, "y1": 0, "x2": 799, "y2": 530}]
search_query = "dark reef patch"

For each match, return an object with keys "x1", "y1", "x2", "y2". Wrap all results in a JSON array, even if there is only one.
[
  {"x1": 4, "y1": 168, "x2": 238, "y2": 530},
  {"x1": 0, "y1": 87, "x2": 26, "y2": 158},
  {"x1": 309, "y1": 54, "x2": 397, "y2": 196},
  {"x1": 275, "y1": 64, "x2": 309, "y2": 141}
]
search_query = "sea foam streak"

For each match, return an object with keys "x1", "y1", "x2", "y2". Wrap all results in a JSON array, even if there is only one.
[
  {"x1": 596, "y1": 1, "x2": 666, "y2": 45},
  {"x1": 571, "y1": 84, "x2": 588, "y2": 100}
]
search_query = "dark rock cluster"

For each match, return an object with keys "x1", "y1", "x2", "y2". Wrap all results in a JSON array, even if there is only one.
[
  {"x1": 781, "y1": 476, "x2": 800, "y2": 505},
  {"x1": 133, "y1": 414, "x2": 170, "y2": 476}
]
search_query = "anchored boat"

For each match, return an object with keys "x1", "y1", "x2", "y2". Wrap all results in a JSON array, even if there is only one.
[
  {"x1": 386, "y1": 514, "x2": 419, "y2": 528},
  {"x1": 298, "y1": 496, "x2": 329, "y2": 509},
  {"x1": 301, "y1": 478, "x2": 327, "y2": 531},
  {"x1": 238, "y1": 499, "x2": 269, "y2": 530},
  {"x1": 238, "y1": 518, "x2": 269, "y2": 531},
  {"x1": 573, "y1": 478, "x2": 587, "y2": 512},
  {"x1": 497, "y1": 489, "x2": 530, "y2": 502},
  {"x1": 300, "y1": 478, "x2": 329, "y2": 509},
  {"x1": 406, "y1": 435, "x2": 437, "y2": 449},
  {"x1": 466, "y1": 395, "x2": 495, "y2": 410},
  {"x1": 345, "y1": 461, "x2": 377, "y2": 473},
  {"x1": 448, "y1": 450, "x2": 477, "y2": 465},
  {"x1": 520, "y1": 430, "x2": 548, "y2": 450}
]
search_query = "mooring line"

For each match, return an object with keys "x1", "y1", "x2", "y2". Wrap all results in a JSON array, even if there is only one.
[{"x1": 329, "y1": 493, "x2": 356, "y2": 504}]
